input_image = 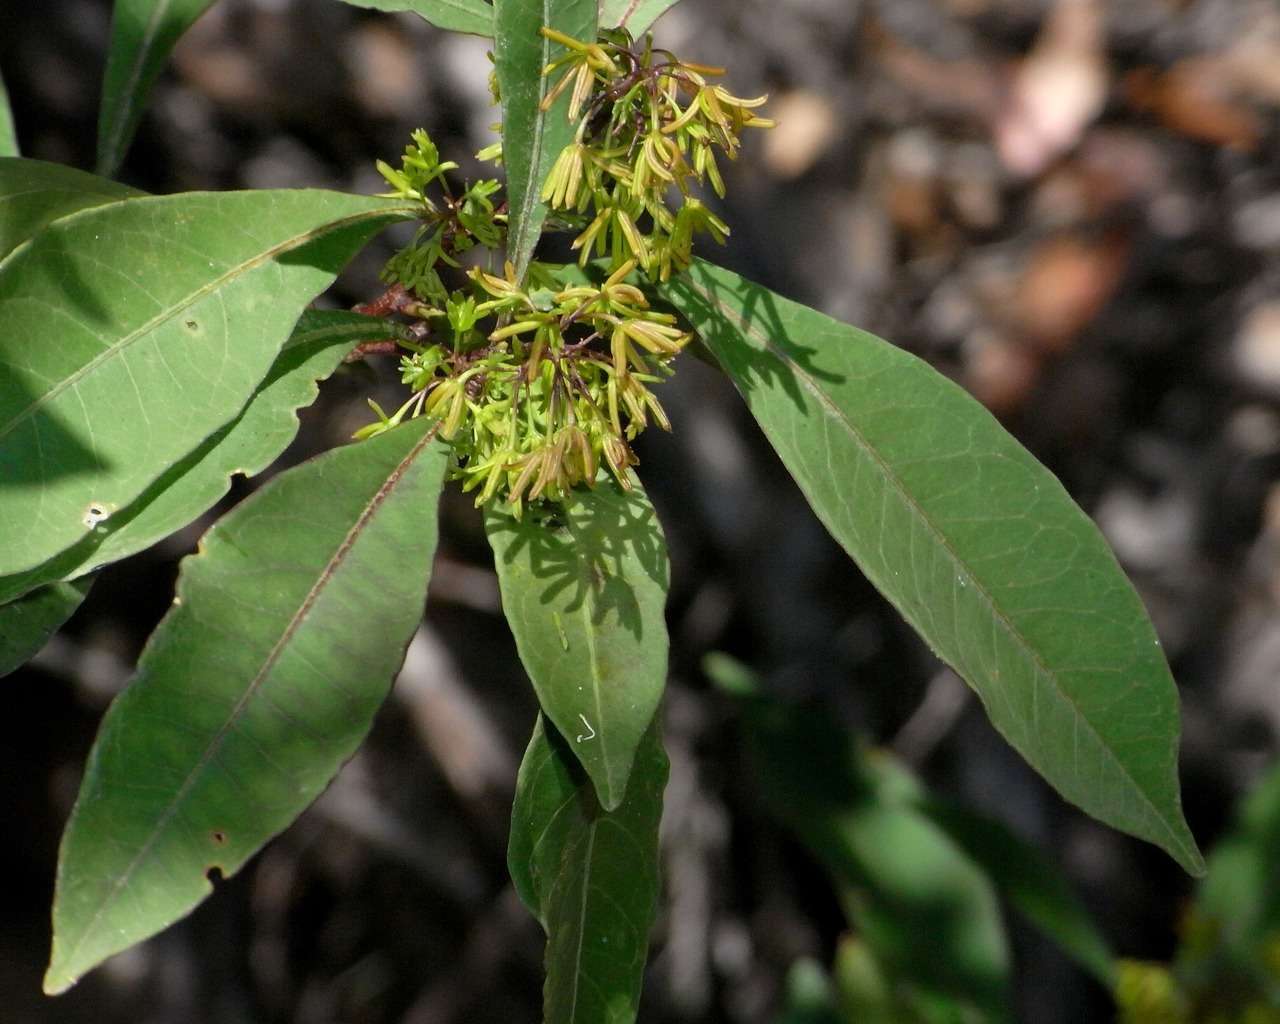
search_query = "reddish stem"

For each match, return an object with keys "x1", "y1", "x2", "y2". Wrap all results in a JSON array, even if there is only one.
[
  {"x1": 343, "y1": 338, "x2": 403, "y2": 363},
  {"x1": 354, "y1": 283, "x2": 415, "y2": 318}
]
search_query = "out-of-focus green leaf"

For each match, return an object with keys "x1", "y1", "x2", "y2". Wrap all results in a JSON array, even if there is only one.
[
  {"x1": 598, "y1": 0, "x2": 680, "y2": 33},
  {"x1": 725, "y1": 674, "x2": 1011, "y2": 1019},
  {"x1": 0, "y1": 69, "x2": 17, "y2": 157},
  {"x1": 486, "y1": 479, "x2": 669, "y2": 810},
  {"x1": 921, "y1": 799, "x2": 1115, "y2": 986},
  {"x1": 338, "y1": 0, "x2": 493, "y2": 36},
  {"x1": 832, "y1": 938, "x2": 897, "y2": 1024},
  {"x1": 0, "y1": 190, "x2": 415, "y2": 577},
  {"x1": 1114, "y1": 961, "x2": 1190, "y2": 1024},
  {"x1": 708, "y1": 652, "x2": 1111, "y2": 1000},
  {"x1": 44, "y1": 417, "x2": 447, "y2": 995},
  {"x1": 833, "y1": 939, "x2": 978, "y2": 1024},
  {"x1": 663, "y1": 259, "x2": 1204, "y2": 876},
  {"x1": 1180, "y1": 760, "x2": 1280, "y2": 974},
  {"x1": 0, "y1": 579, "x2": 92, "y2": 678},
  {"x1": 0, "y1": 310, "x2": 397, "y2": 607},
  {"x1": 0, "y1": 158, "x2": 142, "y2": 261},
  {"x1": 509, "y1": 714, "x2": 667, "y2": 1024},
  {"x1": 494, "y1": 0, "x2": 597, "y2": 282},
  {"x1": 774, "y1": 958, "x2": 846, "y2": 1024},
  {"x1": 97, "y1": 0, "x2": 219, "y2": 177}
]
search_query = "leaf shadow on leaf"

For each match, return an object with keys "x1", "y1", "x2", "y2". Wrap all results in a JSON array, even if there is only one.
[
  {"x1": 23, "y1": 224, "x2": 119, "y2": 326},
  {"x1": 275, "y1": 218, "x2": 397, "y2": 274},
  {"x1": 2, "y1": 219, "x2": 383, "y2": 501},
  {"x1": 1, "y1": 228, "x2": 128, "y2": 489},
  {"x1": 0, "y1": 336, "x2": 339, "y2": 604},
  {"x1": 487, "y1": 483, "x2": 667, "y2": 641},
  {"x1": 0, "y1": 392, "x2": 107, "y2": 489},
  {"x1": 660, "y1": 264, "x2": 844, "y2": 411}
]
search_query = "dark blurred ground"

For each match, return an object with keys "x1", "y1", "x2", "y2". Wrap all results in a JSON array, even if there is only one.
[{"x1": 2, "y1": 0, "x2": 1280, "y2": 1021}]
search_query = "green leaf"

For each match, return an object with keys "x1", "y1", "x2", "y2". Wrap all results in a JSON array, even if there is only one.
[
  {"x1": 0, "y1": 310, "x2": 395, "y2": 607},
  {"x1": 0, "y1": 157, "x2": 143, "y2": 261},
  {"x1": 738, "y1": 693, "x2": 1012, "y2": 1020},
  {"x1": 598, "y1": 0, "x2": 681, "y2": 33},
  {"x1": 708, "y1": 652, "x2": 1110, "y2": 999},
  {"x1": 494, "y1": 0, "x2": 597, "y2": 282},
  {"x1": 508, "y1": 714, "x2": 667, "y2": 1024},
  {"x1": 97, "y1": 0, "x2": 219, "y2": 177},
  {"x1": 0, "y1": 68, "x2": 17, "y2": 157},
  {"x1": 1182, "y1": 760, "x2": 1280, "y2": 971},
  {"x1": 96, "y1": 0, "x2": 220, "y2": 176},
  {"x1": 833, "y1": 938, "x2": 987, "y2": 1024},
  {"x1": 338, "y1": 0, "x2": 493, "y2": 35},
  {"x1": 0, "y1": 579, "x2": 92, "y2": 678},
  {"x1": 920, "y1": 799, "x2": 1115, "y2": 986},
  {"x1": 44, "y1": 417, "x2": 448, "y2": 995},
  {"x1": 662, "y1": 259, "x2": 1204, "y2": 876},
  {"x1": 0, "y1": 189, "x2": 414, "y2": 578},
  {"x1": 775, "y1": 958, "x2": 846, "y2": 1024},
  {"x1": 485, "y1": 479, "x2": 669, "y2": 811},
  {"x1": 832, "y1": 939, "x2": 898, "y2": 1024}
]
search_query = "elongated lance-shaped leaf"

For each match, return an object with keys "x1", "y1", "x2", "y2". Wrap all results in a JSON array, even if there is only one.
[
  {"x1": 509, "y1": 714, "x2": 667, "y2": 1024},
  {"x1": 920, "y1": 798, "x2": 1115, "y2": 986},
  {"x1": 486, "y1": 479, "x2": 669, "y2": 811},
  {"x1": 44, "y1": 417, "x2": 448, "y2": 995},
  {"x1": 662, "y1": 259, "x2": 1204, "y2": 876},
  {"x1": 0, "y1": 579, "x2": 92, "y2": 678},
  {"x1": 494, "y1": 0, "x2": 597, "y2": 282},
  {"x1": 0, "y1": 190, "x2": 416, "y2": 578},
  {"x1": 339, "y1": 0, "x2": 493, "y2": 35},
  {"x1": 0, "y1": 310, "x2": 398, "y2": 607},
  {"x1": 96, "y1": 0, "x2": 218, "y2": 177},
  {"x1": 598, "y1": 0, "x2": 680, "y2": 34},
  {"x1": 0, "y1": 157, "x2": 143, "y2": 261},
  {"x1": 0, "y1": 68, "x2": 17, "y2": 157}
]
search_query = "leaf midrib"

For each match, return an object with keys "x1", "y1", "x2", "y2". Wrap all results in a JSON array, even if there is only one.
[
  {"x1": 54, "y1": 425, "x2": 438, "y2": 982},
  {"x1": 686, "y1": 271, "x2": 1192, "y2": 864},
  {"x1": 430, "y1": 0, "x2": 491, "y2": 19},
  {"x1": 361, "y1": 0, "x2": 491, "y2": 22},
  {"x1": 614, "y1": 0, "x2": 643, "y2": 28},
  {"x1": 505, "y1": 0, "x2": 556, "y2": 282},
  {"x1": 0, "y1": 202, "x2": 410, "y2": 445},
  {"x1": 563, "y1": 822, "x2": 598, "y2": 1023},
  {"x1": 98, "y1": 0, "x2": 195, "y2": 175},
  {"x1": 284, "y1": 315, "x2": 394, "y2": 352},
  {"x1": 0, "y1": 75, "x2": 16, "y2": 157},
  {"x1": 568, "y1": 519, "x2": 615, "y2": 807}
]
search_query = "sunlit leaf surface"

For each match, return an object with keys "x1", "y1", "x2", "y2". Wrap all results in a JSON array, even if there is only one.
[{"x1": 663, "y1": 259, "x2": 1203, "y2": 875}]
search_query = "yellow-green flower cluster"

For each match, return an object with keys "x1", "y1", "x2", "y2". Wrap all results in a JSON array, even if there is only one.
[
  {"x1": 538, "y1": 26, "x2": 773, "y2": 280},
  {"x1": 377, "y1": 132, "x2": 506, "y2": 307},
  {"x1": 359, "y1": 253, "x2": 689, "y2": 514},
  {"x1": 362, "y1": 26, "x2": 767, "y2": 510}
]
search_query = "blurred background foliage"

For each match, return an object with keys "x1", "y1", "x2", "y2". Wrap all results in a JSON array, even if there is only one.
[{"x1": 2, "y1": 0, "x2": 1280, "y2": 1021}]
